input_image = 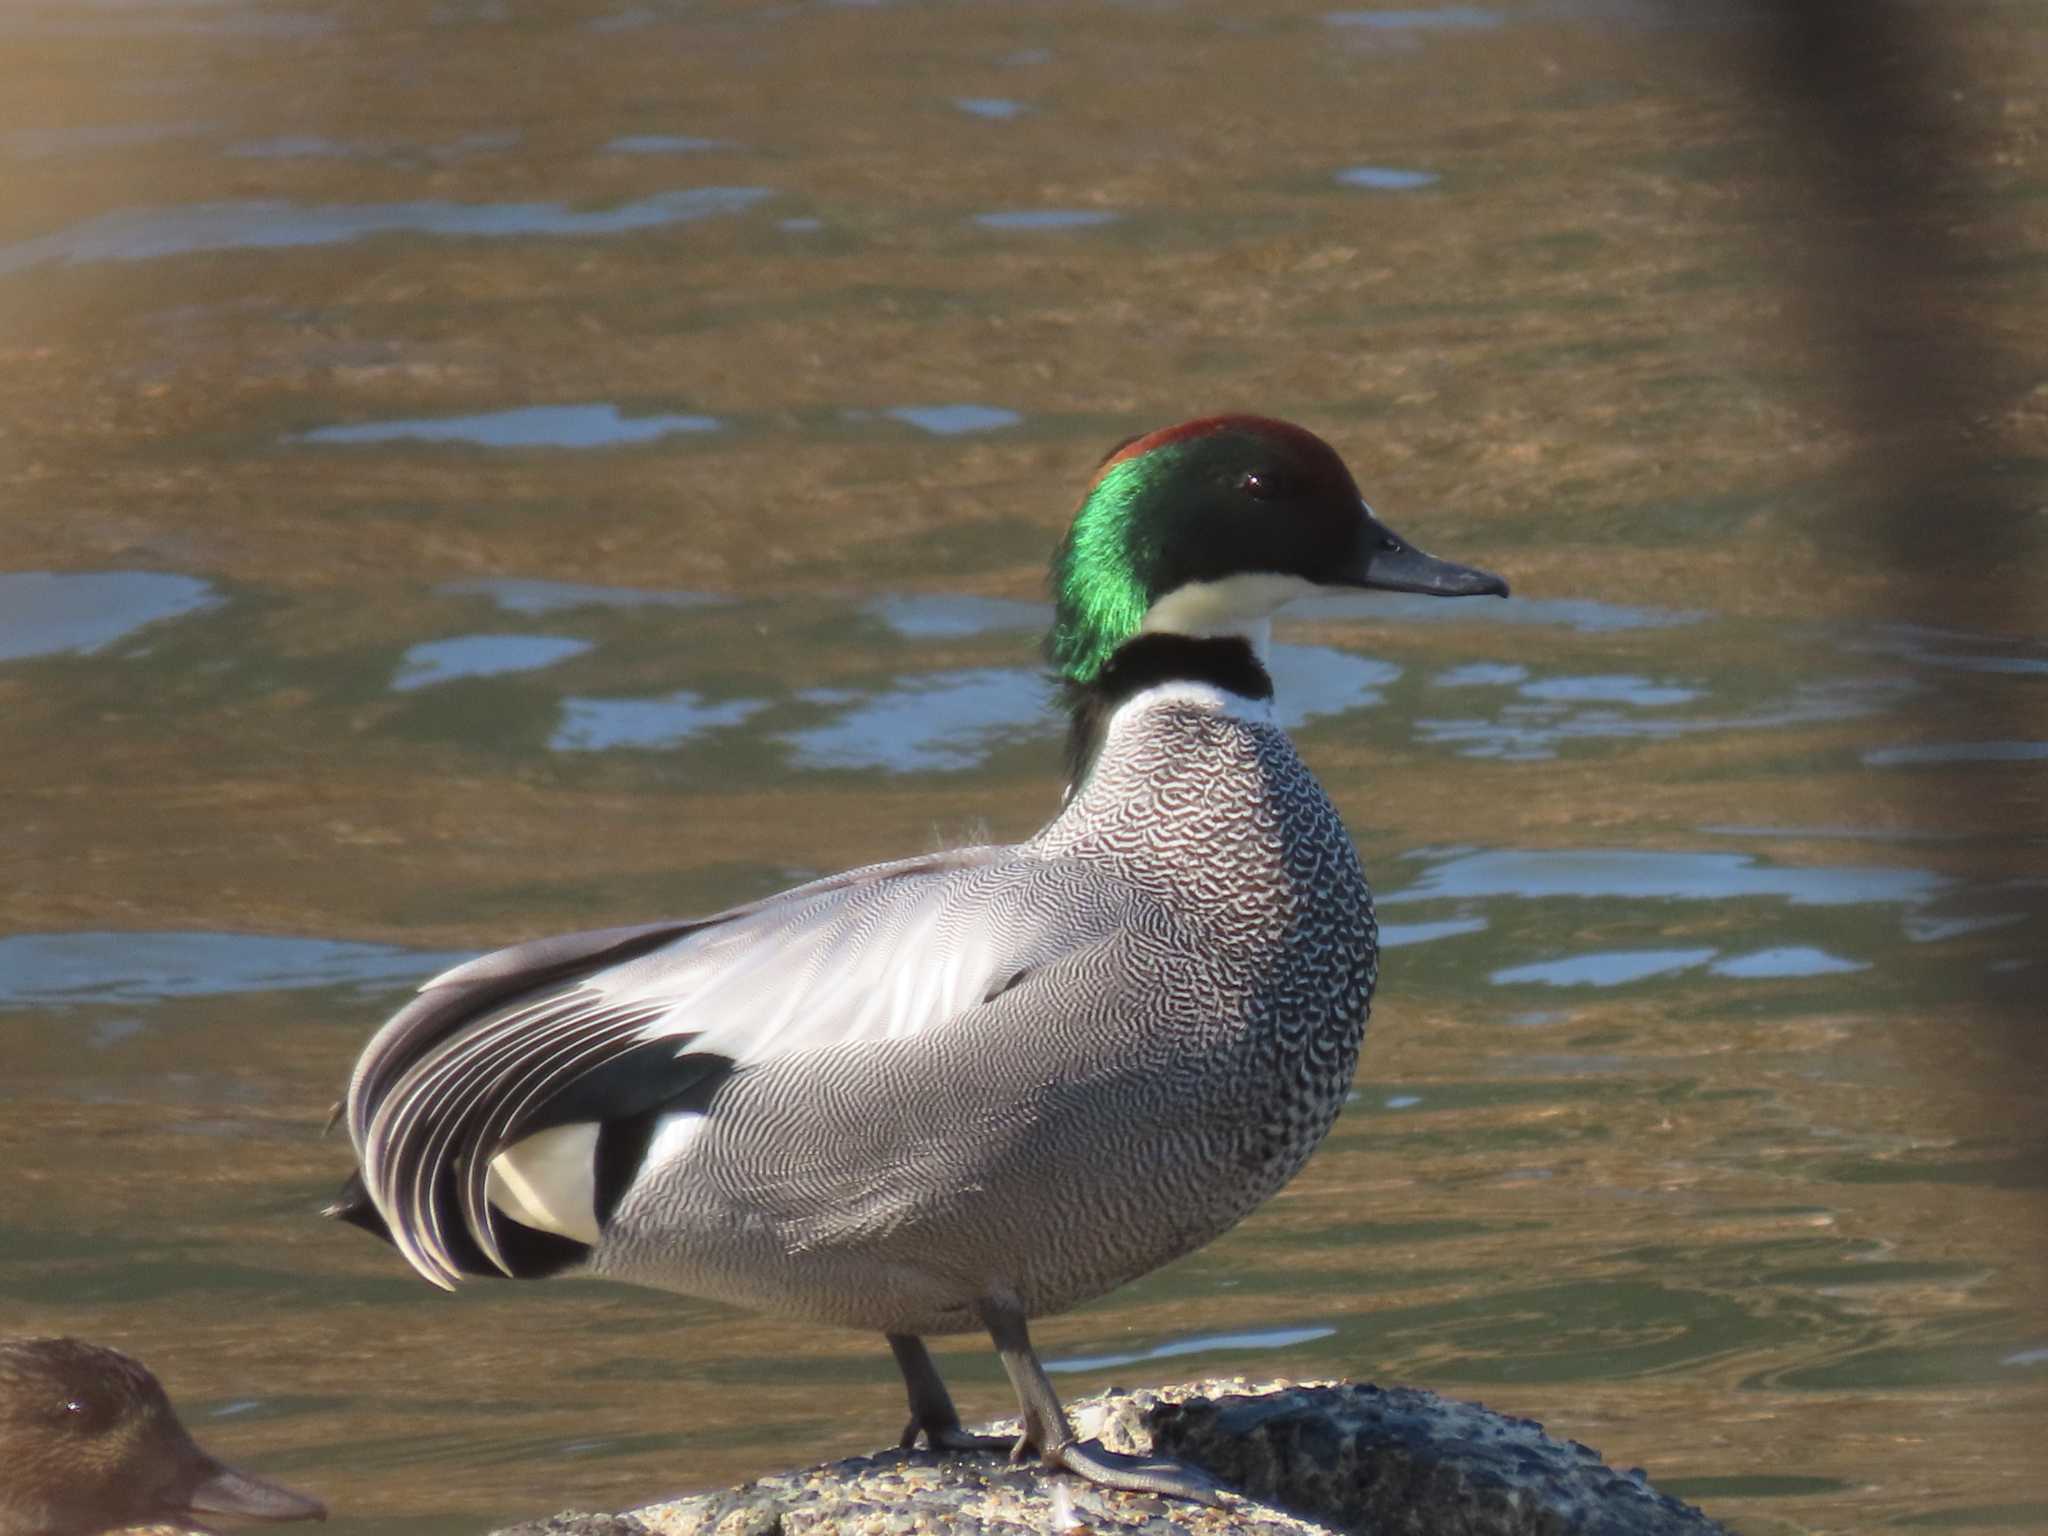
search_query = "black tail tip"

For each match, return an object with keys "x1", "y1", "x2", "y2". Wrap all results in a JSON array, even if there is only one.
[{"x1": 322, "y1": 1172, "x2": 394, "y2": 1245}]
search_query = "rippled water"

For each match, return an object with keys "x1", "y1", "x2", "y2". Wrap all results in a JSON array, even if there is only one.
[{"x1": 4, "y1": 1, "x2": 2045, "y2": 1533}]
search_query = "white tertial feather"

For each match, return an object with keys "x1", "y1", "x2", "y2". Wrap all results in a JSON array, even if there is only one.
[{"x1": 487, "y1": 1123, "x2": 602, "y2": 1244}]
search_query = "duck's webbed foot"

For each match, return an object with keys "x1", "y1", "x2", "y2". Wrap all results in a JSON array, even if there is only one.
[
  {"x1": 979, "y1": 1299, "x2": 1231, "y2": 1508},
  {"x1": 1035, "y1": 1436, "x2": 1228, "y2": 1504},
  {"x1": 887, "y1": 1333, "x2": 1010, "y2": 1454}
]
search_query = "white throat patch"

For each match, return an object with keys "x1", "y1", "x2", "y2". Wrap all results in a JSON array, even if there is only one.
[{"x1": 1139, "y1": 572, "x2": 1322, "y2": 661}]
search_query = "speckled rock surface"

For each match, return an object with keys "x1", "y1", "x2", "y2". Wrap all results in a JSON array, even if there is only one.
[{"x1": 489, "y1": 1379, "x2": 1730, "y2": 1536}]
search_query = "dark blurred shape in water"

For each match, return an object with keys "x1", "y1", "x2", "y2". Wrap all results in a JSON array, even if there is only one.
[{"x1": 1730, "y1": 0, "x2": 2048, "y2": 1246}]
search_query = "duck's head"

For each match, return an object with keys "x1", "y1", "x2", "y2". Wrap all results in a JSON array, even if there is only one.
[
  {"x1": 0, "y1": 1338, "x2": 326, "y2": 1536},
  {"x1": 1049, "y1": 414, "x2": 1507, "y2": 687}
]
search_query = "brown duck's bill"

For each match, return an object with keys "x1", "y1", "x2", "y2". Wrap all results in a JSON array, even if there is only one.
[{"x1": 182, "y1": 1458, "x2": 327, "y2": 1525}]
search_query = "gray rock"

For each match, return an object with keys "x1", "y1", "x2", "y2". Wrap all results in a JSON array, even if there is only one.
[{"x1": 490, "y1": 1379, "x2": 1730, "y2": 1536}]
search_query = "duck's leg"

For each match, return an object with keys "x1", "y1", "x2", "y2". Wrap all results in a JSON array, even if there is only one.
[
  {"x1": 887, "y1": 1333, "x2": 1010, "y2": 1453},
  {"x1": 977, "y1": 1300, "x2": 1227, "y2": 1505}
]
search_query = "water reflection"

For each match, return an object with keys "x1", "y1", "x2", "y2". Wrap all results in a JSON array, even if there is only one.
[
  {"x1": 552, "y1": 691, "x2": 767, "y2": 753},
  {"x1": 392, "y1": 635, "x2": 594, "y2": 692},
  {"x1": 1708, "y1": 947, "x2": 1868, "y2": 979},
  {"x1": 0, "y1": 932, "x2": 469, "y2": 1007},
  {"x1": 1378, "y1": 916, "x2": 1488, "y2": 947},
  {"x1": 0, "y1": 187, "x2": 774, "y2": 271},
  {"x1": 953, "y1": 98, "x2": 1029, "y2": 120},
  {"x1": 0, "y1": 571, "x2": 220, "y2": 661},
  {"x1": 1517, "y1": 674, "x2": 1701, "y2": 706},
  {"x1": 1491, "y1": 947, "x2": 1719, "y2": 987},
  {"x1": 1848, "y1": 623, "x2": 2048, "y2": 678},
  {"x1": 781, "y1": 669, "x2": 1047, "y2": 773},
  {"x1": 227, "y1": 135, "x2": 357, "y2": 160},
  {"x1": 1864, "y1": 741, "x2": 2048, "y2": 767},
  {"x1": 1335, "y1": 167, "x2": 1440, "y2": 190},
  {"x1": 441, "y1": 578, "x2": 724, "y2": 616},
  {"x1": 876, "y1": 404, "x2": 1022, "y2": 435},
  {"x1": 1043, "y1": 1325, "x2": 1337, "y2": 1376},
  {"x1": 971, "y1": 210, "x2": 1120, "y2": 230},
  {"x1": 294, "y1": 405, "x2": 723, "y2": 449},
  {"x1": 1291, "y1": 592, "x2": 1708, "y2": 631},
  {"x1": 603, "y1": 135, "x2": 725, "y2": 154},
  {"x1": 224, "y1": 131, "x2": 523, "y2": 161},
  {"x1": 1270, "y1": 647, "x2": 1401, "y2": 727},
  {"x1": 865, "y1": 593, "x2": 1046, "y2": 638},
  {"x1": 1416, "y1": 677, "x2": 1892, "y2": 760},
  {"x1": 1323, "y1": 7, "x2": 1504, "y2": 29},
  {"x1": 758, "y1": 645, "x2": 1402, "y2": 774},
  {"x1": 1382, "y1": 848, "x2": 1949, "y2": 907}
]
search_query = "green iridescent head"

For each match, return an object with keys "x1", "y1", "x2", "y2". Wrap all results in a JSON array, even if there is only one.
[{"x1": 1047, "y1": 415, "x2": 1508, "y2": 685}]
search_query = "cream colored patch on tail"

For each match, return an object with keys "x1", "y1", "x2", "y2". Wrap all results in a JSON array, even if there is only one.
[{"x1": 486, "y1": 1123, "x2": 602, "y2": 1245}]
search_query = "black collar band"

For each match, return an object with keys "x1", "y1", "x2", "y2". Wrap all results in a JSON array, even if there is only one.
[{"x1": 1061, "y1": 635, "x2": 1274, "y2": 790}]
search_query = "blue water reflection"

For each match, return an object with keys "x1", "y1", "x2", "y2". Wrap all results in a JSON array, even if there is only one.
[
  {"x1": 0, "y1": 571, "x2": 220, "y2": 661},
  {"x1": 226, "y1": 135, "x2": 354, "y2": 159},
  {"x1": 1708, "y1": 947, "x2": 1868, "y2": 979},
  {"x1": 1383, "y1": 849, "x2": 1949, "y2": 908},
  {"x1": 1291, "y1": 592, "x2": 1707, "y2": 632},
  {"x1": 391, "y1": 634, "x2": 593, "y2": 692},
  {"x1": 1903, "y1": 913, "x2": 2025, "y2": 943},
  {"x1": 295, "y1": 404, "x2": 722, "y2": 448},
  {"x1": 781, "y1": 669, "x2": 1048, "y2": 772},
  {"x1": 0, "y1": 187, "x2": 774, "y2": 271},
  {"x1": 441, "y1": 577, "x2": 725, "y2": 615},
  {"x1": 0, "y1": 932, "x2": 470, "y2": 1007},
  {"x1": 1849, "y1": 624, "x2": 2048, "y2": 678},
  {"x1": 972, "y1": 210, "x2": 1119, "y2": 231},
  {"x1": 865, "y1": 593, "x2": 1047, "y2": 638},
  {"x1": 879, "y1": 404, "x2": 1022, "y2": 436},
  {"x1": 604, "y1": 135, "x2": 725, "y2": 153},
  {"x1": 1044, "y1": 1324, "x2": 1336, "y2": 1375},
  {"x1": 954, "y1": 98, "x2": 1029, "y2": 120},
  {"x1": 1270, "y1": 646, "x2": 1401, "y2": 726},
  {"x1": 1492, "y1": 948, "x2": 1718, "y2": 987},
  {"x1": 552, "y1": 691, "x2": 767, "y2": 752},
  {"x1": 1418, "y1": 678, "x2": 1893, "y2": 760},
  {"x1": 768, "y1": 645, "x2": 1403, "y2": 774},
  {"x1": 1864, "y1": 741, "x2": 2048, "y2": 767},
  {"x1": 1379, "y1": 916, "x2": 1488, "y2": 947},
  {"x1": 1325, "y1": 7, "x2": 1504, "y2": 28},
  {"x1": 1335, "y1": 167, "x2": 1440, "y2": 189},
  {"x1": 1518, "y1": 674, "x2": 1701, "y2": 706}
]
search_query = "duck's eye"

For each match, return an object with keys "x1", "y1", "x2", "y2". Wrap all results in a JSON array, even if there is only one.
[
  {"x1": 54, "y1": 1394, "x2": 106, "y2": 1431},
  {"x1": 1238, "y1": 470, "x2": 1293, "y2": 501}
]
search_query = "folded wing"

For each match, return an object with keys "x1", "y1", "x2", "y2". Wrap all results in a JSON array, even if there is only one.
[{"x1": 343, "y1": 846, "x2": 1158, "y2": 1289}]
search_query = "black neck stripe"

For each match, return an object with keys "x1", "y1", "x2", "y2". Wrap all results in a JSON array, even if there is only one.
[
  {"x1": 1060, "y1": 635, "x2": 1273, "y2": 792},
  {"x1": 1090, "y1": 633, "x2": 1274, "y2": 707}
]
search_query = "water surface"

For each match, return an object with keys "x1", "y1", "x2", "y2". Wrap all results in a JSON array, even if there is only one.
[{"x1": 4, "y1": 2, "x2": 2044, "y2": 1534}]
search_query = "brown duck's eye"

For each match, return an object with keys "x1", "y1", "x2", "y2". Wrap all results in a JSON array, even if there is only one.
[{"x1": 56, "y1": 1394, "x2": 106, "y2": 1431}]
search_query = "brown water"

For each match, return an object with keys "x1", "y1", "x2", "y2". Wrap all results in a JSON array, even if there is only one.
[{"x1": 4, "y1": 2, "x2": 2046, "y2": 1532}]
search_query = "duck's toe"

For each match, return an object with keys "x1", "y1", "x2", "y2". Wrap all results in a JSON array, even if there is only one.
[
  {"x1": 898, "y1": 1414, "x2": 1012, "y2": 1455},
  {"x1": 1038, "y1": 1437, "x2": 1229, "y2": 1505}
]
